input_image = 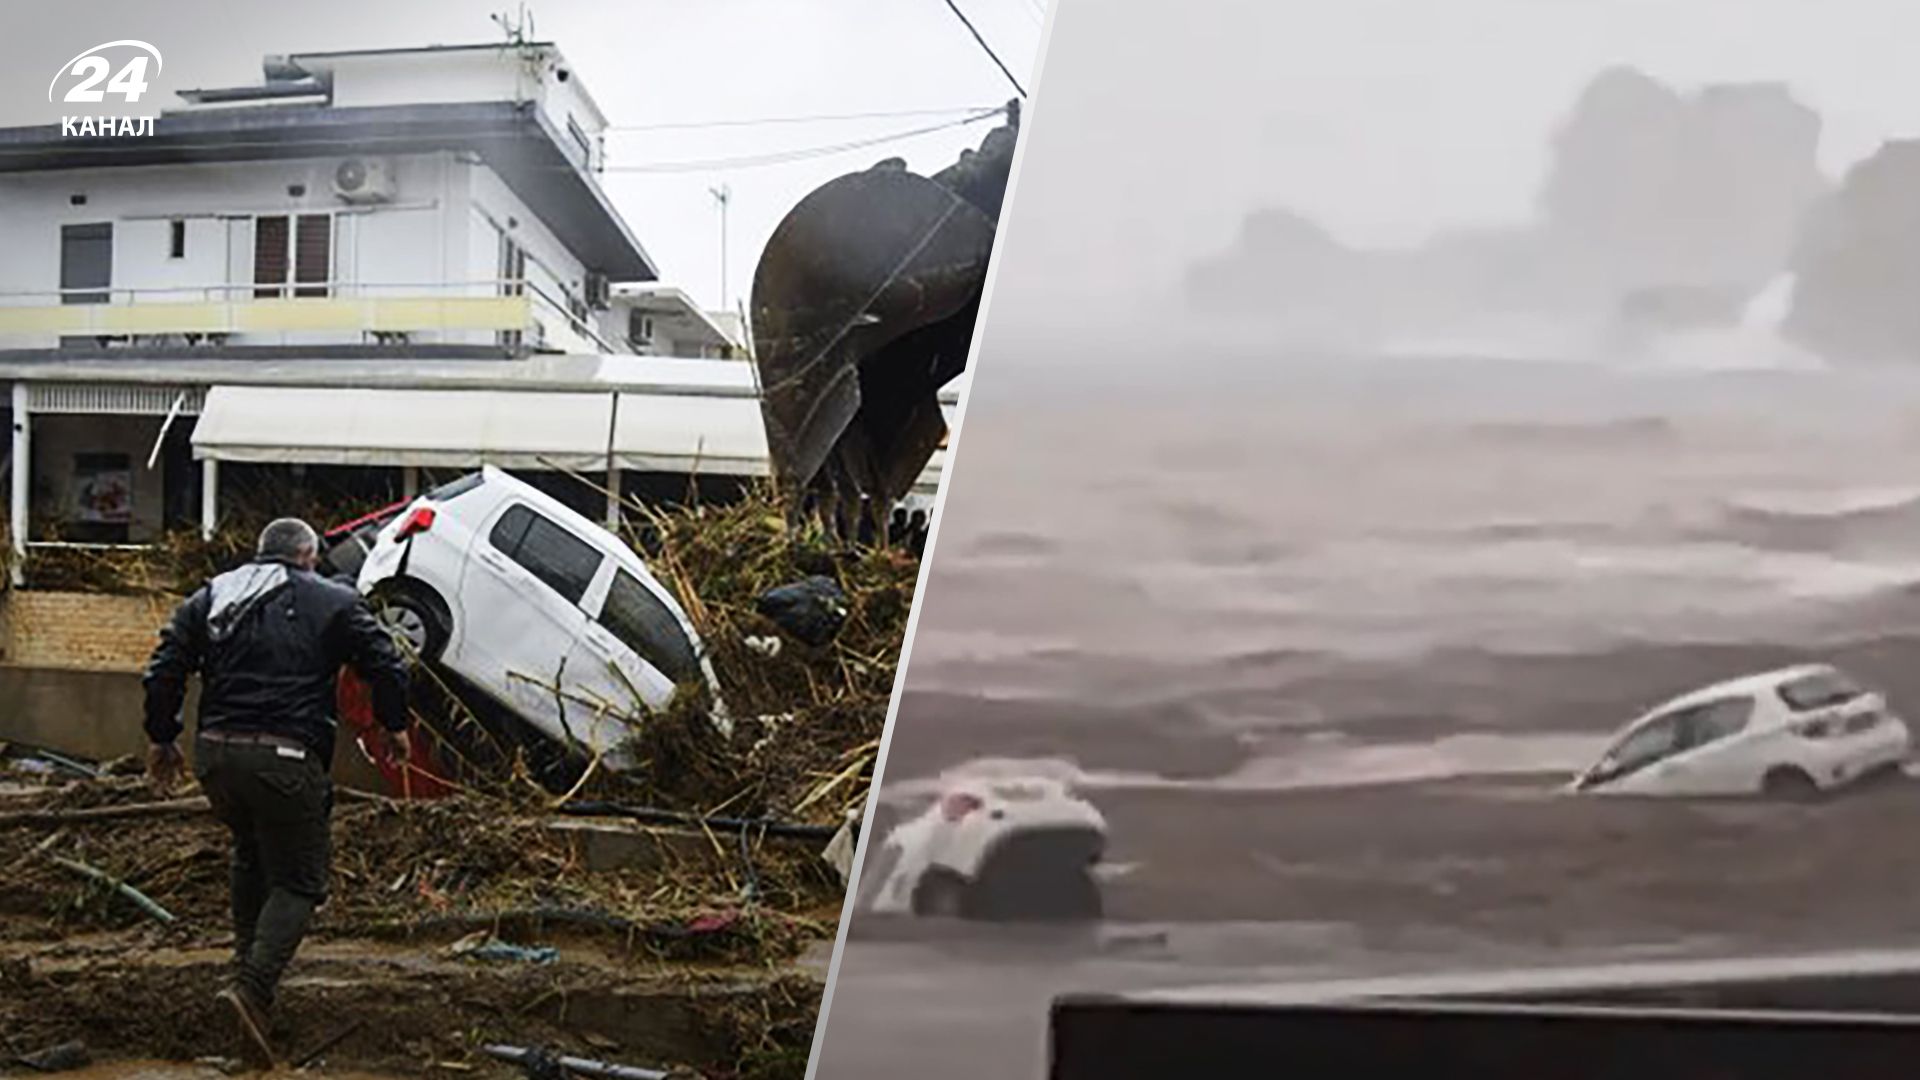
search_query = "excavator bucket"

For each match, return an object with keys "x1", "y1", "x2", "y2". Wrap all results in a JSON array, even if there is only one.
[{"x1": 750, "y1": 103, "x2": 1019, "y2": 517}]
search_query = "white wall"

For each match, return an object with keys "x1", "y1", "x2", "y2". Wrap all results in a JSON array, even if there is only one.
[
  {"x1": 317, "y1": 49, "x2": 543, "y2": 112},
  {"x1": 0, "y1": 153, "x2": 578, "y2": 348},
  {"x1": 310, "y1": 47, "x2": 605, "y2": 172},
  {"x1": 113, "y1": 218, "x2": 228, "y2": 301},
  {"x1": 466, "y1": 162, "x2": 600, "y2": 350}
]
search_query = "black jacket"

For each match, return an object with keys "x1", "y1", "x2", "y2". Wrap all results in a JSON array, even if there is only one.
[{"x1": 143, "y1": 556, "x2": 410, "y2": 759}]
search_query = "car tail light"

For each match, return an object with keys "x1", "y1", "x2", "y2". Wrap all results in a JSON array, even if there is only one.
[
  {"x1": 940, "y1": 791, "x2": 984, "y2": 822},
  {"x1": 395, "y1": 506, "x2": 436, "y2": 540}
]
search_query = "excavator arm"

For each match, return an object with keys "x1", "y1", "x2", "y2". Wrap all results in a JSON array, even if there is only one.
[{"x1": 750, "y1": 103, "x2": 1019, "y2": 522}]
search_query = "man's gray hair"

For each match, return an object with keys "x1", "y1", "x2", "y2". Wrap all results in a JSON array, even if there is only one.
[{"x1": 257, "y1": 518, "x2": 320, "y2": 561}]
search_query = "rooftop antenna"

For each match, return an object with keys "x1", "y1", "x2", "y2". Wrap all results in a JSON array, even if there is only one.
[
  {"x1": 491, "y1": 4, "x2": 536, "y2": 48},
  {"x1": 710, "y1": 184, "x2": 732, "y2": 311}
]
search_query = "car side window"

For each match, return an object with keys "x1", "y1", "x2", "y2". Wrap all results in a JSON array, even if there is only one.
[
  {"x1": 488, "y1": 504, "x2": 603, "y2": 607},
  {"x1": 1676, "y1": 697, "x2": 1754, "y2": 749},
  {"x1": 1843, "y1": 711, "x2": 1884, "y2": 735},
  {"x1": 598, "y1": 569, "x2": 703, "y2": 685},
  {"x1": 489, "y1": 504, "x2": 534, "y2": 556},
  {"x1": 1607, "y1": 716, "x2": 1683, "y2": 774}
]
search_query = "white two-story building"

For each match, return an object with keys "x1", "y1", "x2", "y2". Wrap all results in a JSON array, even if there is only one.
[{"x1": 0, "y1": 41, "x2": 795, "y2": 580}]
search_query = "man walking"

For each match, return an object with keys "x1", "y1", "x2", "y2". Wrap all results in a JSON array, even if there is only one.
[{"x1": 143, "y1": 518, "x2": 411, "y2": 1062}]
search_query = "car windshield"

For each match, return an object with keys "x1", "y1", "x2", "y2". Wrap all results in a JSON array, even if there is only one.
[{"x1": 1778, "y1": 670, "x2": 1864, "y2": 712}]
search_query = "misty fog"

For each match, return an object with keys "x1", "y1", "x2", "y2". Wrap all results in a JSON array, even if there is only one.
[{"x1": 983, "y1": 0, "x2": 1920, "y2": 366}]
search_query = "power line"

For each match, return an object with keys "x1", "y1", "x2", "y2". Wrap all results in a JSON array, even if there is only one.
[
  {"x1": 937, "y1": 0, "x2": 1027, "y2": 98},
  {"x1": 598, "y1": 107, "x2": 1007, "y2": 174},
  {"x1": 605, "y1": 106, "x2": 1002, "y2": 133}
]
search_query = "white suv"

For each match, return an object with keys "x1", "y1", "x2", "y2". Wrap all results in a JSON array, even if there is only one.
[{"x1": 356, "y1": 466, "x2": 724, "y2": 769}]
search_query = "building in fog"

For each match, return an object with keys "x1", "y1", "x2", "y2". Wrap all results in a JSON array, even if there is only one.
[{"x1": 0, "y1": 41, "x2": 769, "y2": 578}]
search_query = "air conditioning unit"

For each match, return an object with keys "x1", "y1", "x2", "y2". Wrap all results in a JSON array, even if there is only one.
[
  {"x1": 332, "y1": 157, "x2": 397, "y2": 204},
  {"x1": 584, "y1": 272, "x2": 611, "y2": 310}
]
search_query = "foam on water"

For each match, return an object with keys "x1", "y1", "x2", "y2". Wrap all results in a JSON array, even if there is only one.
[
  {"x1": 1632, "y1": 274, "x2": 1827, "y2": 373},
  {"x1": 887, "y1": 730, "x2": 1606, "y2": 802}
]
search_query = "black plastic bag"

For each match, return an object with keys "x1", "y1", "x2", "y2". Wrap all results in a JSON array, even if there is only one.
[{"x1": 755, "y1": 575, "x2": 850, "y2": 647}]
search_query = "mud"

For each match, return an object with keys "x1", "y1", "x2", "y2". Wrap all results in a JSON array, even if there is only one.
[
  {"x1": 0, "y1": 781, "x2": 837, "y2": 1078},
  {"x1": 1, "y1": 936, "x2": 820, "y2": 1078}
]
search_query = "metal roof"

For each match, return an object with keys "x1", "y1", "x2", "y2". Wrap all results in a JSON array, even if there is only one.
[
  {"x1": 0, "y1": 354, "x2": 964, "y2": 405},
  {"x1": 0, "y1": 101, "x2": 655, "y2": 281},
  {"x1": 287, "y1": 42, "x2": 560, "y2": 60}
]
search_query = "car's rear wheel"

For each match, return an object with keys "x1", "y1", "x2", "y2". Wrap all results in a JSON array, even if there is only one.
[
  {"x1": 911, "y1": 868, "x2": 971, "y2": 919},
  {"x1": 371, "y1": 586, "x2": 449, "y2": 663},
  {"x1": 1762, "y1": 766, "x2": 1822, "y2": 802}
]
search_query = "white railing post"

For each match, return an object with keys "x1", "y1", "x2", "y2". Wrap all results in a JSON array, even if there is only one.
[
  {"x1": 200, "y1": 458, "x2": 219, "y2": 541},
  {"x1": 8, "y1": 382, "x2": 27, "y2": 587},
  {"x1": 605, "y1": 390, "x2": 623, "y2": 530}
]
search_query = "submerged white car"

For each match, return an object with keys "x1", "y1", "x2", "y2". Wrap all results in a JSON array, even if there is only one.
[
  {"x1": 858, "y1": 777, "x2": 1108, "y2": 921},
  {"x1": 356, "y1": 466, "x2": 723, "y2": 768},
  {"x1": 1571, "y1": 664, "x2": 1910, "y2": 799}
]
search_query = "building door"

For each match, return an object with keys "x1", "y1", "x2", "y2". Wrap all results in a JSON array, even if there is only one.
[
  {"x1": 60, "y1": 223, "x2": 112, "y2": 305},
  {"x1": 253, "y1": 214, "x2": 333, "y2": 298},
  {"x1": 498, "y1": 232, "x2": 526, "y2": 348}
]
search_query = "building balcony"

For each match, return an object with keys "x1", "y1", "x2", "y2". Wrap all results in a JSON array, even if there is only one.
[{"x1": 0, "y1": 280, "x2": 615, "y2": 356}]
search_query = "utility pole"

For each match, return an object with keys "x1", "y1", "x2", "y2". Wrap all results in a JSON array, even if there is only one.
[{"x1": 710, "y1": 184, "x2": 731, "y2": 310}]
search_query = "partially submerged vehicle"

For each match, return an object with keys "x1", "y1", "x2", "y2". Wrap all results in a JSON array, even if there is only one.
[
  {"x1": 1571, "y1": 664, "x2": 1910, "y2": 799},
  {"x1": 353, "y1": 466, "x2": 723, "y2": 769},
  {"x1": 857, "y1": 777, "x2": 1107, "y2": 922}
]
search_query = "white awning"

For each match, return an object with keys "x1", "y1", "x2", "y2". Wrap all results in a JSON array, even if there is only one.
[
  {"x1": 611, "y1": 391, "x2": 769, "y2": 475},
  {"x1": 191, "y1": 386, "x2": 615, "y2": 470},
  {"x1": 192, "y1": 383, "x2": 953, "y2": 487}
]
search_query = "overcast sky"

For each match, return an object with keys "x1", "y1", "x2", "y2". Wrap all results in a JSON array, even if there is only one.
[
  {"x1": 985, "y1": 0, "x2": 1920, "y2": 340},
  {"x1": 2, "y1": 0, "x2": 1046, "y2": 316}
]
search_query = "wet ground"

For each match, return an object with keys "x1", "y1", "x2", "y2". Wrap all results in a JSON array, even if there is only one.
[
  {"x1": 0, "y1": 785, "x2": 837, "y2": 1079},
  {"x1": 814, "y1": 772, "x2": 1920, "y2": 1079},
  {"x1": 0, "y1": 1065, "x2": 402, "y2": 1080}
]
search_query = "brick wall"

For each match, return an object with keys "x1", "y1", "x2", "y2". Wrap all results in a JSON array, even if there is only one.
[{"x1": 0, "y1": 590, "x2": 177, "y2": 672}]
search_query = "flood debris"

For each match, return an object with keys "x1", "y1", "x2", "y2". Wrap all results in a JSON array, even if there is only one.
[
  {"x1": 11, "y1": 1040, "x2": 92, "y2": 1074},
  {"x1": 821, "y1": 808, "x2": 862, "y2": 886},
  {"x1": 1, "y1": 482, "x2": 919, "y2": 1078},
  {"x1": 48, "y1": 855, "x2": 178, "y2": 925},
  {"x1": 449, "y1": 931, "x2": 561, "y2": 966},
  {"x1": 754, "y1": 576, "x2": 851, "y2": 648},
  {"x1": 483, "y1": 1044, "x2": 671, "y2": 1080}
]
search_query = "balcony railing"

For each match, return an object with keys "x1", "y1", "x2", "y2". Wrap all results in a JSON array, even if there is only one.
[{"x1": 0, "y1": 279, "x2": 619, "y2": 353}]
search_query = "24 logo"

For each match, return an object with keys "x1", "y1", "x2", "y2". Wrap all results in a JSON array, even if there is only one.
[{"x1": 48, "y1": 40, "x2": 163, "y2": 104}]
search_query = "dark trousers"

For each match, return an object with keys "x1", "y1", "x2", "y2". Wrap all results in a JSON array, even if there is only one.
[{"x1": 194, "y1": 734, "x2": 333, "y2": 1008}]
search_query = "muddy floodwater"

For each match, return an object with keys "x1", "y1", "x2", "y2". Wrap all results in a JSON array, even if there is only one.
[{"x1": 814, "y1": 358, "x2": 1920, "y2": 1080}]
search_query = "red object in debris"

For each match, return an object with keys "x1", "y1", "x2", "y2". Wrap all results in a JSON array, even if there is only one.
[
  {"x1": 336, "y1": 669, "x2": 456, "y2": 799},
  {"x1": 324, "y1": 499, "x2": 411, "y2": 543},
  {"x1": 686, "y1": 912, "x2": 740, "y2": 934}
]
